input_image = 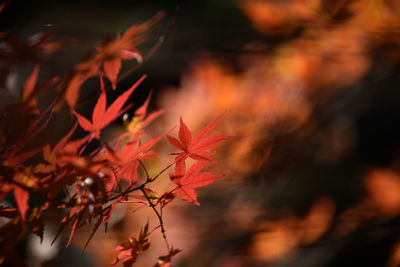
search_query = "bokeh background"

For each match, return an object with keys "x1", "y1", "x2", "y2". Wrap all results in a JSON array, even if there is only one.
[{"x1": 2, "y1": 0, "x2": 400, "y2": 266}]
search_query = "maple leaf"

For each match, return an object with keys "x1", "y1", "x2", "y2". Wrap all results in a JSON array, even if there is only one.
[
  {"x1": 96, "y1": 12, "x2": 164, "y2": 89},
  {"x1": 53, "y1": 176, "x2": 108, "y2": 248},
  {"x1": 104, "y1": 134, "x2": 163, "y2": 184},
  {"x1": 111, "y1": 224, "x2": 150, "y2": 267},
  {"x1": 1, "y1": 150, "x2": 40, "y2": 224},
  {"x1": 170, "y1": 161, "x2": 224, "y2": 205},
  {"x1": 97, "y1": 38, "x2": 141, "y2": 90},
  {"x1": 13, "y1": 186, "x2": 29, "y2": 224},
  {"x1": 154, "y1": 248, "x2": 181, "y2": 267},
  {"x1": 3, "y1": 149, "x2": 41, "y2": 168},
  {"x1": 166, "y1": 112, "x2": 233, "y2": 162},
  {"x1": 64, "y1": 60, "x2": 101, "y2": 110},
  {"x1": 21, "y1": 65, "x2": 40, "y2": 115},
  {"x1": 74, "y1": 75, "x2": 146, "y2": 139},
  {"x1": 123, "y1": 90, "x2": 164, "y2": 136},
  {"x1": 42, "y1": 123, "x2": 78, "y2": 167}
]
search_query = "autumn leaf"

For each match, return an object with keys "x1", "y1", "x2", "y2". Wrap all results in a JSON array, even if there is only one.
[
  {"x1": 96, "y1": 11, "x2": 164, "y2": 89},
  {"x1": 111, "y1": 224, "x2": 151, "y2": 267},
  {"x1": 170, "y1": 161, "x2": 224, "y2": 205},
  {"x1": 21, "y1": 65, "x2": 40, "y2": 114},
  {"x1": 64, "y1": 12, "x2": 163, "y2": 109},
  {"x1": 3, "y1": 149, "x2": 41, "y2": 168},
  {"x1": 40, "y1": 123, "x2": 93, "y2": 171},
  {"x1": 123, "y1": 90, "x2": 164, "y2": 135},
  {"x1": 103, "y1": 58, "x2": 123, "y2": 90},
  {"x1": 13, "y1": 186, "x2": 29, "y2": 224},
  {"x1": 74, "y1": 75, "x2": 146, "y2": 139},
  {"x1": 64, "y1": 60, "x2": 101, "y2": 110},
  {"x1": 166, "y1": 112, "x2": 233, "y2": 162},
  {"x1": 98, "y1": 39, "x2": 141, "y2": 90},
  {"x1": 111, "y1": 238, "x2": 140, "y2": 267},
  {"x1": 154, "y1": 248, "x2": 181, "y2": 267},
  {"x1": 104, "y1": 134, "x2": 163, "y2": 183}
]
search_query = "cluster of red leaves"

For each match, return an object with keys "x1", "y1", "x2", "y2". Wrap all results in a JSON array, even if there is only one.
[
  {"x1": 167, "y1": 114, "x2": 233, "y2": 205},
  {"x1": 0, "y1": 4, "x2": 231, "y2": 266}
]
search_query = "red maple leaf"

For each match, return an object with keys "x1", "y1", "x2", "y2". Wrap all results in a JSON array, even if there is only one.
[
  {"x1": 13, "y1": 186, "x2": 29, "y2": 224},
  {"x1": 42, "y1": 123, "x2": 78, "y2": 167},
  {"x1": 21, "y1": 65, "x2": 40, "y2": 115},
  {"x1": 166, "y1": 112, "x2": 233, "y2": 162},
  {"x1": 97, "y1": 33, "x2": 142, "y2": 90},
  {"x1": 74, "y1": 75, "x2": 146, "y2": 139},
  {"x1": 170, "y1": 161, "x2": 224, "y2": 205},
  {"x1": 111, "y1": 224, "x2": 150, "y2": 267},
  {"x1": 104, "y1": 134, "x2": 163, "y2": 184},
  {"x1": 97, "y1": 12, "x2": 164, "y2": 89},
  {"x1": 2, "y1": 150, "x2": 40, "y2": 224},
  {"x1": 117, "y1": 90, "x2": 164, "y2": 140},
  {"x1": 64, "y1": 60, "x2": 101, "y2": 110}
]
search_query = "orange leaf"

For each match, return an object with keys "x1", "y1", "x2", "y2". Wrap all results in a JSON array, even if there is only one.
[
  {"x1": 74, "y1": 75, "x2": 146, "y2": 139},
  {"x1": 14, "y1": 186, "x2": 29, "y2": 224},
  {"x1": 104, "y1": 58, "x2": 121, "y2": 90},
  {"x1": 170, "y1": 161, "x2": 224, "y2": 205},
  {"x1": 21, "y1": 65, "x2": 40, "y2": 114},
  {"x1": 167, "y1": 112, "x2": 234, "y2": 161}
]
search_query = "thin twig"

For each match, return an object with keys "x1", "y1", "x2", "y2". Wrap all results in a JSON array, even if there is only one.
[
  {"x1": 78, "y1": 134, "x2": 94, "y2": 156},
  {"x1": 140, "y1": 187, "x2": 170, "y2": 251},
  {"x1": 108, "y1": 160, "x2": 175, "y2": 202},
  {"x1": 150, "y1": 161, "x2": 175, "y2": 182},
  {"x1": 108, "y1": 183, "x2": 145, "y2": 202},
  {"x1": 138, "y1": 159, "x2": 150, "y2": 181}
]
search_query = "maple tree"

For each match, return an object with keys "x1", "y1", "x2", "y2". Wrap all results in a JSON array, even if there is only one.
[{"x1": 0, "y1": 2, "x2": 231, "y2": 266}]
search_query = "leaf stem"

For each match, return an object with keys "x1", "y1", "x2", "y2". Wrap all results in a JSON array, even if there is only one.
[{"x1": 108, "y1": 160, "x2": 175, "y2": 202}]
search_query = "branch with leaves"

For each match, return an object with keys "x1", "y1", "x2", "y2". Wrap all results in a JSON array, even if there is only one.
[{"x1": 0, "y1": 3, "x2": 232, "y2": 266}]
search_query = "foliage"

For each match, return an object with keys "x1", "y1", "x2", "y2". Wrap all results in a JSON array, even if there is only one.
[{"x1": 0, "y1": 2, "x2": 231, "y2": 266}]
